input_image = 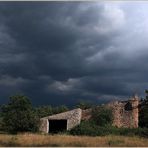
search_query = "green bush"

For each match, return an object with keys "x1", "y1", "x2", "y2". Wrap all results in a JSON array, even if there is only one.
[
  {"x1": 70, "y1": 107, "x2": 131, "y2": 137},
  {"x1": 70, "y1": 121, "x2": 101, "y2": 136},
  {"x1": 91, "y1": 106, "x2": 113, "y2": 126},
  {"x1": 69, "y1": 121, "x2": 148, "y2": 137},
  {"x1": 139, "y1": 105, "x2": 148, "y2": 128},
  {"x1": 136, "y1": 127, "x2": 148, "y2": 137},
  {"x1": 1, "y1": 95, "x2": 40, "y2": 133},
  {"x1": 70, "y1": 121, "x2": 111, "y2": 136}
]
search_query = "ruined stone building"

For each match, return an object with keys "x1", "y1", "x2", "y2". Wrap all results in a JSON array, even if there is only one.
[
  {"x1": 107, "y1": 95, "x2": 139, "y2": 128},
  {"x1": 39, "y1": 95, "x2": 139, "y2": 133}
]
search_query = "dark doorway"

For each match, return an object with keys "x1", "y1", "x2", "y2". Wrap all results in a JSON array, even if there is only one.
[{"x1": 48, "y1": 119, "x2": 67, "y2": 133}]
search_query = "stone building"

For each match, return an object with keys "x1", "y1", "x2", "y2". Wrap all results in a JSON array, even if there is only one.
[
  {"x1": 107, "y1": 95, "x2": 139, "y2": 128},
  {"x1": 39, "y1": 108, "x2": 82, "y2": 133},
  {"x1": 39, "y1": 95, "x2": 139, "y2": 133}
]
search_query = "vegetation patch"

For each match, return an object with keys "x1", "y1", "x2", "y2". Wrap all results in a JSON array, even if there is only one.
[{"x1": 0, "y1": 133, "x2": 148, "y2": 147}]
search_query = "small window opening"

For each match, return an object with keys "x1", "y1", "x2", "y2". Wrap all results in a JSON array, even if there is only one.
[{"x1": 124, "y1": 102, "x2": 132, "y2": 111}]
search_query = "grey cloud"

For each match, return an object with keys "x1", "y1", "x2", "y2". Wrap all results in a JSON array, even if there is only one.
[
  {"x1": 0, "y1": 2, "x2": 148, "y2": 106},
  {"x1": 0, "y1": 75, "x2": 26, "y2": 86}
]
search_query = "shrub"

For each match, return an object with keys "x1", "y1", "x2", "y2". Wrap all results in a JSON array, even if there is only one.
[
  {"x1": 136, "y1": 127, "x2": 148, "y2": 137},
  {"x1": 70, "y1": 121, "x2": 99, "y2": 136},
  {"x1": 69, "y1": 121, "x2": 148, "y2": 137},
  {"x1": 91, "y1": 106, "x2": 113, "y2": 126},
  {"x1": 70, "y1": 121, "x2": 111, "y2": 136}
]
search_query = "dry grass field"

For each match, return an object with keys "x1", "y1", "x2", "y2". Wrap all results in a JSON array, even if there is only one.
[{"x1": 0, "y1": 133, "x2": 148, "y2": 147}]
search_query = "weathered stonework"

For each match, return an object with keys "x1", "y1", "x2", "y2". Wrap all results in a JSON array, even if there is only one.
[
  {"x1": 81, "y1": 108, "x2": 92, "y2": 121},
  {"x1": 39, "y1": 118, "x2": 48, "y2": 133},
  {"x1": 39, "y1": 96, "x2": 139, "y2": 133}
]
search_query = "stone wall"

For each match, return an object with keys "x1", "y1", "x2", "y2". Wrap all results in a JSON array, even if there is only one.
[{"x1": 67, "y1": 108, "x2": 82, "y2": 130}]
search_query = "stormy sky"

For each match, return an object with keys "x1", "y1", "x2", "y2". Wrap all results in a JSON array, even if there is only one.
[{"x1": 0, "y1": 1, "x2": 148, "y2": 107}]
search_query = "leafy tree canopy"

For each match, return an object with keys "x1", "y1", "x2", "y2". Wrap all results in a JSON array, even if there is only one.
[
  {"x1": 35, "y1": 105, "x2": 69, "y2": 118},
  {"x1": 1, "y1": 95, "x2": 39, "y2": 133},
  {"x1": 76, "y1": 101, "x2": 94, "y2": 110}
]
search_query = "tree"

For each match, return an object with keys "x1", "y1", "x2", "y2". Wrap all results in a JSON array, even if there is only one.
[
  {"x1": 52, "y1": 105, "x2": 69, "y2": 114},
  {"x1": 91, "y1": 106, "x2": 113, "y2": 126},
  {"x1": 76, "y1": 101, "x2": 94, "y2": 110},
  {"x1": 139, "y1": 90, "x2": 148, "y2": 128},
  {"x1": 35, "y1": 105, "x2": 53, "y2": 118},
  {"x1": 1, "y1": 95, "x2": 39, "y2": 133},
  {"x1": 35, "y1": 105, "x2": 69, "y2": 118}
]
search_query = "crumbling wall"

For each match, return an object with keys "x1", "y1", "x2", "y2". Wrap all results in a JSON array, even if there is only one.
[{"x1": 108, "y1": 96, "x2": 139, "y2": 128}]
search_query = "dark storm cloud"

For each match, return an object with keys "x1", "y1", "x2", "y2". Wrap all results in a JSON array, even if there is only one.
[{"x1": 0, "y1": 1, "x2": 148, "y2": 106}]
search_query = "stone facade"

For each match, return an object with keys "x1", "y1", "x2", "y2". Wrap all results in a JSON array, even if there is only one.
[{"x1": 39, "y1": 96, "x2": 139, "y2": 133}]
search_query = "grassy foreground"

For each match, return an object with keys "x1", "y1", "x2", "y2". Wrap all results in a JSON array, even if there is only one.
[{"x1": 0, "y1": 133, "x2": 148, "y2": 147}]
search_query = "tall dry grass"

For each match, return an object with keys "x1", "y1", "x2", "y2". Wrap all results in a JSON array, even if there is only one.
[{"x1": 0, "y1": 133, "x2": 148, "y2": 147}]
